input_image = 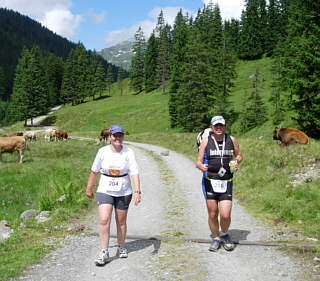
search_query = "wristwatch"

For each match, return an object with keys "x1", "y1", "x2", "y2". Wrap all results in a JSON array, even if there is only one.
[{"x1": 134, "y1": 190, "x2": 141, "y2": 194}]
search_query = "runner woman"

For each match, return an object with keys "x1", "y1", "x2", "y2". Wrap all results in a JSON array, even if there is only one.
[{"x1": 86, "y1": 125, "x2": 141, "y2": 265}]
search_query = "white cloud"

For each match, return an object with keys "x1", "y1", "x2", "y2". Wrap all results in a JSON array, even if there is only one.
[
  {"x1": 41, "y1": 9, "x2": 82, "y2": 38},
  {"x1": 88, "y1": 10, "x2": 105, "y2": 24},
  {"x1": 104, "y1": 6, "x2": 191, "y2": 46},
  {"x1": 0, "y1": 0, "x2": 82, "y2": 39},
  {"x1": 203, "y1": 0, "x2": 245, "y2": 19}
]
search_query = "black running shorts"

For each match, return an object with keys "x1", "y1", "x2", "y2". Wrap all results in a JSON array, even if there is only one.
[
  {"x1": 96, "y1": 192, "x2": 132, "y2": 210},
  {"x1": 202, "y1": 177, "x2": 233, "y2": 201}
]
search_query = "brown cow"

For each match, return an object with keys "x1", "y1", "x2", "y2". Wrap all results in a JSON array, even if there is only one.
[
  {"x1": 273, "y1": 127, "x2": 310, "y2": 147},
  {"x1": 0, "y1": 136, "x2": 26, "y2": 163},
  {"x1": 55, "y1": 130, "x2": 68, "y2": 141},
  {"x1": 99, "y1": 128, "x2": 110, "y2": 143}
]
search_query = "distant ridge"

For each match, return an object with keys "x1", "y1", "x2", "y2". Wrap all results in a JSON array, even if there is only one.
[{"x1": 99, "y1": 40, "x2": 133, "y2": 71}]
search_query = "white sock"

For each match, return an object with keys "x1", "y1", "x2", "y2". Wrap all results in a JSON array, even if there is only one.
[
  {"x1": 220, "y1": 232, "x2": 227, "y2": 236},
  {"x1": 101, "y1": 248, "x2": 108, "y2": 253}
]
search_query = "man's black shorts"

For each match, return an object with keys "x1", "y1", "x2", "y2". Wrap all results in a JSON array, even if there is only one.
[{"x1": 202, "y1": 177, "x2": 233, "y2": 201}]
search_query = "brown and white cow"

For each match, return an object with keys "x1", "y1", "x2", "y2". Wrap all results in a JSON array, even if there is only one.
[
  {"x1": 25, "y1": 131, "x2": 37, "y2": 141},
  {"x1": 44, "y1": 129, "x2": 57, "y2": 141},
  {"x1": 273, "y1": 127, "x2": 310, "y2": 147},
  {"x1": 0, "y1": 136, "x2": 26, "y2": 163},
  {"x1": 55, "y1": 129, "x2": 68, "y2": 141},
  {"x1": 99, "y1": 128, "x2": 110, "y2": 143}
]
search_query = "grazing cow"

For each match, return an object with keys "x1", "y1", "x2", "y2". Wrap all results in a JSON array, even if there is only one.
[
  {"x1": 273, "y1": 127, "x2": 310, "y2": 147},
  {"x1": 99, "y1": 128, "x2": 110, "y2": 143},
  {"x1": 55, "y1": 129, "x2": 68, "y2": 141},
  {"x1": 0, "y1": 136, "x2": 26, "y2": 163},
  {"x1": 25, "y1": 131, "x2": 37, "y2": 141},
  {"x1": 44, "y1": 129, "x2": 57, "y2": 141}
]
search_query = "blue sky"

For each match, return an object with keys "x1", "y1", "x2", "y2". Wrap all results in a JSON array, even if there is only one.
[{"x1": 0, "y1": 0, "x2": 245, "y2": 51}]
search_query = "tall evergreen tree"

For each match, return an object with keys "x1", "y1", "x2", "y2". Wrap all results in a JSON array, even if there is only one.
[
  {"x1": 144, "y1": 32, "x2": 159, "y2": 92},
  {"x1": 282, "y1": 0, "x2": 320, "y2": 138},
  {"x1": 74, "y1": 43, "x2": 89, "y2": 103},
  {"x1": 95, "y1": 62, "x2": 106, "y2": 98},
  {"x1": 6, "y1": 46, "x2": 48, "y2": 125},
  {"x1": 0, "y1": 66, "x2": 5, "y2": 100},
  {"x1": 168, "y1": 9, "x2": 189, "y2": 127},
  {"x1": 240, "y1": 69, "x2": 267, "y2": 131},
  {"x1": 117, "y1": 66, "x2": 125, "y2": 96},
  {"x1": 130, "y1": 27, "x2": 146, "y2": 93},
  {"x1": 269, "y1": 42, "x2": 286, "y2": 124},
  {"x1": 238, "y1": 0, "x2": 264, "y2": 59},
  {"x1": 6, "y1": 47, "x2": 30, "y2": 123},
  {"x1": 43, "y1": 53, "x2": 64, "y2": 107},
  {"x1": 156, "y1": 23, "x2": 171, "y2": 94},
  {"x1": 61, "y1": 49, "x2": 77, "y2": 105},
  {"x1": 106, "y1": 64, "x2": 114, "y2": 96}
]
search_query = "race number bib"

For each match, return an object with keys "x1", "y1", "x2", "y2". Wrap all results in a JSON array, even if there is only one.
[
  {"x1": 210, "y1": 179, "x2": 228, "y2": 193},
  {"x1": 106, "y1": 177, "x2": 123, "y2": 192}
]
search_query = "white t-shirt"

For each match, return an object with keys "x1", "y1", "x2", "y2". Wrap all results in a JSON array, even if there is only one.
[{"x1": 91, "y1": 145, "x2": 139, "y2": 196}]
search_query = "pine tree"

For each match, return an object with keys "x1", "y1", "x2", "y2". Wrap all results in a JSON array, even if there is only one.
[
  {"x1": 6, "y1": 46, "x2": 48, "y2": 125},
  {"x1": 240, "y1": 69, "x2": 267, "y2": 131},
  {"x1": 144, "y1": 32, "x2": 159, "y2": 92},
  {"x1": 238, "y1": 0, "x2": 264, "y2": 59},
  {"x1": 117, "y1": 66, "x2": 125, "y2": 96},
  {"x1": 130, "y1": 27, "x2": 146, "y2": 93},
  {"x1": 168, "y1": 9, "x2": 189, "y2": 127},
  {"x1": 43, "y1": 53, "x2": 64, "y2": 106},
  {"x1": 269, "y1": 41, "x2": 286, "y2": 124},
  {"x1": 0, "y1": 66, "x2": 5, "y2": 100},
  {"x1": 95, "y1": 62, "x2": 106, "y2": 98},
  {"x1": 156, "y1": 23, "x2": 171, "y2": 94},
  {"x1": 106, "y1": 64, "x2": 113, "y2": 96},
  {"x1": 6, "y1": 47, "x2": 30, "y2": 123},
  {"x1": 282, "y1": 0, "x2": 320, "y2": 138},
  {"x1": 61, "y1": 49, "x2": 77, "y2": 105},
  {"x1": 74, "y1": 43, "x2": 89, "y2": 103}
]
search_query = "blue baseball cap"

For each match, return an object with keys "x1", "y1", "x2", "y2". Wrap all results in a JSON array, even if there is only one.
[
  {"x1": 109, "y1": 125, "x2": 124, "y2": 134},
  {"x1": 211, "y1": 116, "x2": 225, "y2": 126}
]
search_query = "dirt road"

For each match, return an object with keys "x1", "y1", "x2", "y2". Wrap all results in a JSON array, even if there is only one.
[{"x1": 15, "y1": 142, "x2": 309, "y2": 281}]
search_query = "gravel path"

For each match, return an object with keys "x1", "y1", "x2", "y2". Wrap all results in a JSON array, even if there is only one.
[{"x1": 14, "y1": 141, "x2": 310, "y2": 281}]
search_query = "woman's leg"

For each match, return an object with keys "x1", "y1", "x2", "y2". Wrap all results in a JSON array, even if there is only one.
[
  {"x1": 98, "y1": 204, "x2": 113, "y2": 249},
  {"x1": 114, "y1": 208, "x2": 128, "y2": 245}
]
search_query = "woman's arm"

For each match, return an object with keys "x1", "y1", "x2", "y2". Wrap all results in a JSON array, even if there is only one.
[
  {"x1": 131, "y1": 174, "x2": 141, "y2": 205},
  {"x1": 86, "y1": 171, "x2": 99, "y2": 198}
]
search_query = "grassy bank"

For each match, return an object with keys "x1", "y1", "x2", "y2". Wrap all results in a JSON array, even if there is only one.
[{"x1": 0, "y1": 139, "x2": 98, "y2": 280}]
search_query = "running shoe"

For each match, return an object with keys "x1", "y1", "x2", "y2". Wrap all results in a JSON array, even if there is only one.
[
  {"x1": 117, "y1": 246, "x2": 128, "y2": 258},
  {"x1": 220, "y1": 234, "x2": 235, "y2": 251},
  {"x1": 209, "y1": 238, "x2": 221, "y2": 252},
  {"x1": 94, "y1": 250, "x2": 110, "y2": 266}
]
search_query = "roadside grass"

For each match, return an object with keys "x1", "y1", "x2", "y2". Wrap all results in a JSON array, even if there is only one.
[{"x1": 0, "y1": 139, "x2": 99, "y2": 280}]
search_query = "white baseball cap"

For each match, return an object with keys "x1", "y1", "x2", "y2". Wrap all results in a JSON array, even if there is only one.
[{"x1": 211, "y1": 116, "x2": 225, "y2": 126}]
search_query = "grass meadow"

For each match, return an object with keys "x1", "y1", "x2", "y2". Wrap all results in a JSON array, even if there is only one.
[{"x1": 0, "y1": 57, "x2": 319, "y2": 280}]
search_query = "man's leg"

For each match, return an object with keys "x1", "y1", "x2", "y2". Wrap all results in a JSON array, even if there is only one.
[
  {"x1": 206, "y1": 199, "x2": 220, "y2": 237},
  {"x1": 219, "y1": 200, "x2": 235, "y2": 251},
  {"x1": 219, "y1": 200, "x2": 232, "y2": 233}
]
